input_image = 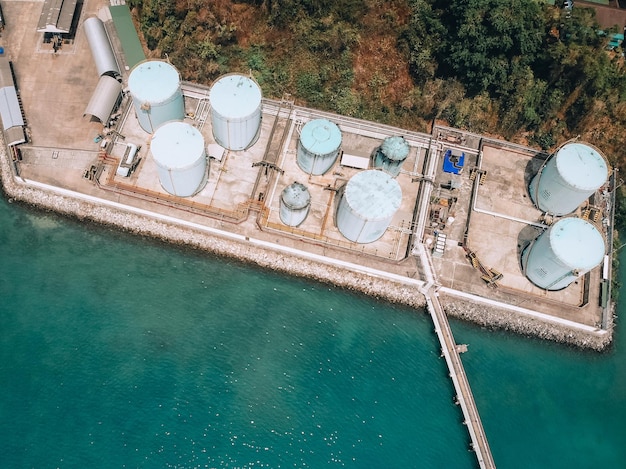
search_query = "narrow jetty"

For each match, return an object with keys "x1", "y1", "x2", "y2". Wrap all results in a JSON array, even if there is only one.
[{"x1": 424, "y1": 287, "x2": 496, "y2": 469}]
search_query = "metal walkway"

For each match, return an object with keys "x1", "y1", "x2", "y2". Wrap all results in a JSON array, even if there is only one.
[{"x1": 424, "y1": 287, "x2": 496, "y2": 469}]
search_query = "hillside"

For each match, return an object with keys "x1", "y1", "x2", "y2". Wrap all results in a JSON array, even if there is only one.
[{"x1": 126, "y1": 0, "x2": 626, "y2": 177}]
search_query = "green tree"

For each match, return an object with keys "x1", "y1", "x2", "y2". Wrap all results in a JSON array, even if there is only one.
[{"x1": 434, "y1": 0, "x2": 544, "y2": 95}]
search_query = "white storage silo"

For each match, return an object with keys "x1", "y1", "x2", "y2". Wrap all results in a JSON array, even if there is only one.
[
  {"x1": 150, "y1": 121, "x2": 208, "y2": 197},
  {"x1": 279, "y1": 182, "x2": 311, "y2": 227},
  {"x1": 297, "y1": 118, "x2": 342, "y2": 175},
  {"x1": 336, "y1": 170, "x2": 402, "y2": 243},
  {"x1": 209, "y1": 74, "x2": 262, "y2": 151},
  {"x1": 521, "y1": 217, "x2": 605, "y2": 291},
  {"x1": 529, "y1": 142, "x2": 608, "y2": 216},
  {"x1": 128, "y1": 60, "x2": 185, "y2": 133},
  {"x1": 373, "y1": 136, "x2": 410, "y2": 177}
]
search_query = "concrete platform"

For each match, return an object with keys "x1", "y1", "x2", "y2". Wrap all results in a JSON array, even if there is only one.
[{"x1": 427, "y1": 140, "x2": 612, "y2": 328}]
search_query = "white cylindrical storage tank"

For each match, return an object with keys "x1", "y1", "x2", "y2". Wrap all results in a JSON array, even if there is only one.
[
  {"x1": 529, "y1": 142, "x2": 608, "y2": 216},
  {"x1": 209, "y1": 74, "x2": 262, "y2": 151},
  {"x1": 373, "y1": 136, "x2": 410, "y2": 177},
  {"x1": 150, "y1": 121, "x2": 208, "y2": 197},
  {"x1": 297, "y1": 118, "x2": 342, "y2": 175},
  {"x1": 336, "y1": 170, "x2": 402, "y2": 244},
  {"x1": 521, "y1": 217, "x2": 605, "y2": 291},
  {"x1": 128, "y1": 60, "x2": 185, "y2": 133},
  {"x1": 279, "y1": 182, "x2": 311, "y2": 227}
]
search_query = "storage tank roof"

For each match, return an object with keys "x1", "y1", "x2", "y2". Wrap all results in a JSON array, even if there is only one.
[
  {"x1": 555, "y1": 143, "x2": 608, "y2": 191},
  {"x1": 209, "y1": 74, "x2": 262, "y2": 118},
  {"x1": 151, "y1": 122, "x2": 205, "y2": 169},
  {"x1": 282, "y1": 182, "x2": 310, "y2": 209},
  {"x1": 549, "y1": 217, "x2": 605, "y2": 270},
  {"x1": 300, "y1": 119, "x2": 342, "y2": 155},
  {"x1": 345, "y1": 170, "x2": 402, "y2": 221},
  {"x1": 380, "y1": 136, "x2": 409, "y2": 161},
  {"x1": 128, "y1": 61, "x2": 180, "y2": 103}
]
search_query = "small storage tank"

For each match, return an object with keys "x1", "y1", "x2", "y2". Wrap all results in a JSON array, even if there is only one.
[
  {"x1": 279, "y1": 182, "x2": 311, "y2": 227},
  {"x1": 297, "y1": 118, "x2": 342, "y2": 175},
  {"x1": 150, "y1": 121, "x2": 208, "y2": 197},
  {"x1": 336, "y1": 170, "x2": 402, "y2": 243},
  {"x1": 521, "y1": 217, "x2": 605, "y2": 291},
  {"x1": 529, "y1": 142, "x2": 608, "y2": 216},
  {"x1": 373, "y1": 136, "x2": 410, "y2": 177},
  {"x1": 209, "y1": 74, "x2": 262, "y2": 151},
  {"x1": 128, "y1": 60, "x2": 185, "y2": 133}
]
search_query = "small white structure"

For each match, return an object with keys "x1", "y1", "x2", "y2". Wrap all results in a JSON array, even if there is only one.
[
  {"x1": 209, "y1": 74, "x2": 262, "y2": 151},
  {"x1": 150, "y1": 121, "x2": 208, "y2": 197},
  {"x1": 521, "y1": 217, "x2": 605, "y2": 291},
  {"x1": 297, "y1": 118, "x2": 342, "y2": 175},
  {"x1": 116, "y1": 143, "x2": 139, "y2": 177},
  {"x1": 529, "y1": 142, "x2": 608, "y2": 216},
  {"x1": 336, "y1": 170, "x2": 402, "y2": 243},
  {"x1": 128, "y1": 60, "x2": 185, "y2": 133},
  {"x1": 279, "y1": 182, "x2": 311, "y2": 227}
]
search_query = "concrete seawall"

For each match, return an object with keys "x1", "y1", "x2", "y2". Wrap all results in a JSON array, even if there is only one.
[
  {"x1": 1, "y1": 142, "x2": 616, "y2": 351},
  {"x1": 440, "y1": 296, "x2": 614, "y2": 352}
]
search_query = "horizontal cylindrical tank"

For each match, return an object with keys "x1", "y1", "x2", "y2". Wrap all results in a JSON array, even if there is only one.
[
  {"x1": 83, "y1": 16, "x2": 120, "y2": 77},
  {"x1": 128, "y1": 60, "x2": 185, "y2": 133},
  {"x1": 521, "y1": 217, "x2": 605, "y2": 291},
  {"x1": 297, "y1": 118, "x2": 342, "y2": 175},
  {"x1": 279, "y1": 182, "x2": 311, "y2": 227},
  {"x1": 529, "y1": 142, "x2": 608, "y2": 216},
  {"x1": 373, "y1": 136, "x2": 410, "y2": 177},
  {"x1": 150, "y1": 121, "x2": 208, "y2": 197},
  {"x1": 336, "y1": 170, "x2": 402, "y2": 243},
  {"x1": 209, "y1": 74, "x2": 262, "y2": 151}
]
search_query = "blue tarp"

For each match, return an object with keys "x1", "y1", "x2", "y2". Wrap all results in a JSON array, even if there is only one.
[{"x1": 443, "y1": 149, "x2": 465, "y2": 175}]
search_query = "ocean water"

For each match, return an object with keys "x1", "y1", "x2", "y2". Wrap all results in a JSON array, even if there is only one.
[{"x1": 0, "y1": 195, "x2": 624, "y2": 468}]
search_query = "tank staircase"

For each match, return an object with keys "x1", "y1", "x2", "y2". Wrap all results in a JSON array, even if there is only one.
[{"x1": 423, "y1": 287, "x2": 496, "y2": 469}]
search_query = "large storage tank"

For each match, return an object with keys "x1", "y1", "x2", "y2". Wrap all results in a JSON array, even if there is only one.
[
  {"x1": 297, "y1": 118, "x2": 342, "y2": 175},
  {"x1": 128, "y1": 60, "x2": 185, "y2": 133},
  {"x1": 336, "y1": 170, "x2": 402, "y2": 243},
  {"x1": 279, "y1": 182, "x2": 311, "y2": 227},
  {"x1": 150, "y1": 121, "x2": 208, "y2": 197},
  {"x1": 372, "y1": 136, "x2": 410, "y2": 177},
  {"x1": 209, "y1": 74, "x2": 262, "y2": 151},
  {"x1": 521, "y1": 217, "x2": 605, "y2": 291},
  {"x1": 529, "y1": 142, "x2": 608, "y2": 216}
]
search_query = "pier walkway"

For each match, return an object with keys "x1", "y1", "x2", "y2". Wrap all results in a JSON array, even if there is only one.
[{"x1": 424, "y1": 286, "x2": 496, "y2": 469}]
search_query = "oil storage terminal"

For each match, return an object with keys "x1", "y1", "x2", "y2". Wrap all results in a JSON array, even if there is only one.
[{"x1": 0, "y1": 1, "x2": 619, "y2": 468}]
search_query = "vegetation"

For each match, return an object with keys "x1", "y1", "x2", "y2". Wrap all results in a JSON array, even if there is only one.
[{"x1": 126, "y1": 0, "x2": 626, "y2": 171}]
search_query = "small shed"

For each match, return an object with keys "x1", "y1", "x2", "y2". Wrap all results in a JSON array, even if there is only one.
[{"x1": 37, "y1": 0, "x2": 78, "y2": 34}]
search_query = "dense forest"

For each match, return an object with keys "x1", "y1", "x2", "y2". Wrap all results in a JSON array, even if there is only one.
[{"x1": 126, "y1": 0, "x2": 626, "y2": 220}]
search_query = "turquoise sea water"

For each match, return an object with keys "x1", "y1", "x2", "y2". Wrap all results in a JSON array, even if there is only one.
[{"x1": 0, "y1": 195, "x2": 625, "y2": 468}]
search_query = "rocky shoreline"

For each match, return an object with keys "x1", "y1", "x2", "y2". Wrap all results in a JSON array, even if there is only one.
[
  {"x1": 441, "y1": 297, "x2": 614, "y2": 352},
  {"x1": 0, "y1": 146, "x2": 614, "y2": 351}
]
